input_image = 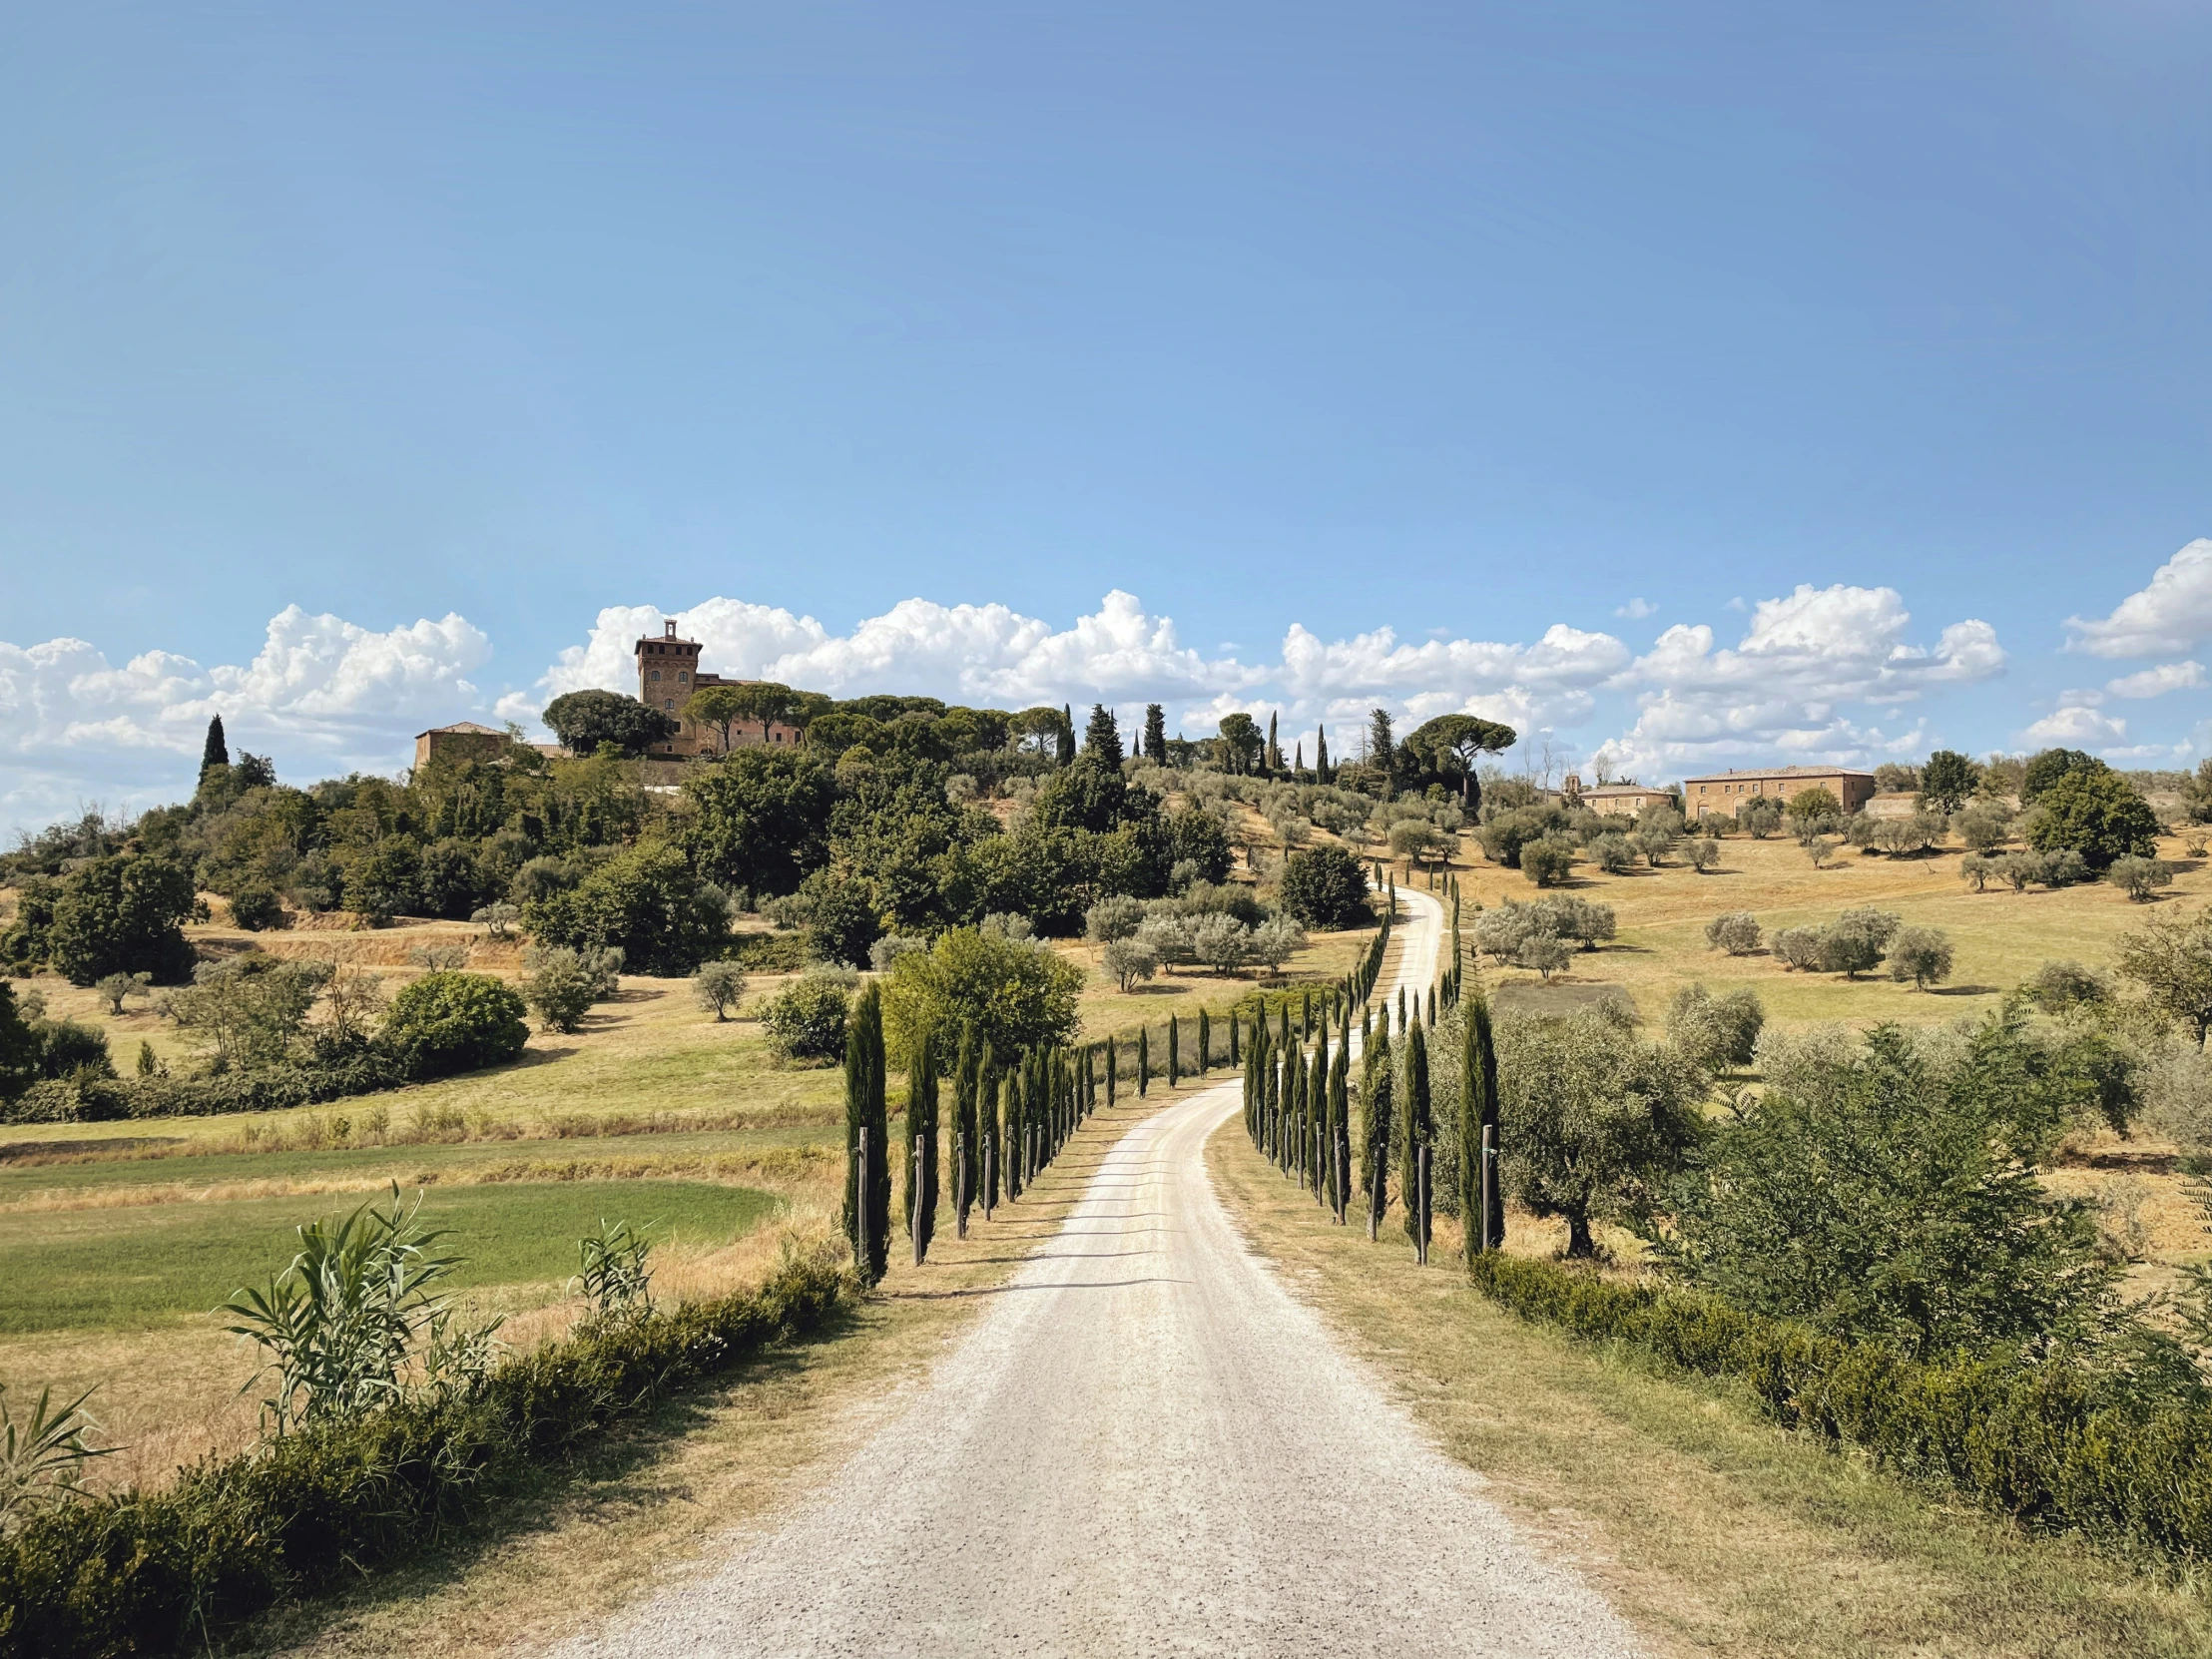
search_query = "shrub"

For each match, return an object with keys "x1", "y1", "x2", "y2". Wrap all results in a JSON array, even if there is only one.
[
  {"x1": 1685, "y1": 836, "x2": 1720, "y2": 872},
  {"x1": 1278, "y1": 844, "x2": 1372, "y2": 928},
  {"x1": 2025, "y1": 959, "x2": 2110, "y2": 1014},
  {"x1": 1954, "y1": 806, "x2": 2009, "y2": 850},
  {"x1": 759, "y1": 972, "x2": 852, "y2": 1062},
  {"x1": 525, "y1": 844, "x2": 733, "y2": 976},
  {"x1": 691, "y1": 960, "x2": 748, "y2": 1020},
  {"x1": 229, "y1": 885, "x2": 286, "y2": 932},
  {"x1": 1704, "y1": 911, "x2": 1761, "y2": 955},
  {"x1": 1737, "y1": 798, "x2": 1782, "y2": 838},
  {"x1": 1466, "y1": 1250, "x2": 2212, "y2": 1565},
  {"x1": 382, "y1": 972, "x2": 529, "y2": 1077},
  {"x1": 1669, "y1": 983, "x2": 1764, "y2": 1073},
  {"x1": 518, "y1": 946, "x2": 622, "y2": 1034}
]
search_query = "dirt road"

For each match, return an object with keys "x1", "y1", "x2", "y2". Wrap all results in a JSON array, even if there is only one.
[{"x1": 555, "y1": 887, "x2": 1640, "y2": 1657}]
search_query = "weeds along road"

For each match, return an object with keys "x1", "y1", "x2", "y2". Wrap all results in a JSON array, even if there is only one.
[{"x1": 555, "y1": 886, "x2": 1640, "y2": 1659}]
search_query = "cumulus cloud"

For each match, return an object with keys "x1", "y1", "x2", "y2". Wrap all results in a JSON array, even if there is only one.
[
  {"x1": 2105, "y1": 661, "x2": 2206, "y2": 699},
  {"x1": 2020, "y1": 702, "x2": 2130, "y2": 749},
  {"x1": 1614, "y1": 597, "x2": 1657, "y2": 620},
  {"x1": 0, "y1": 607, "x2": 491, "y2": 829},
  {"x1": 1593, "y1": 583, "x2": 2002, "y2": 778},
  {"x1": 2065, "y1": 538, "x2": 2212, "y2": 659}
]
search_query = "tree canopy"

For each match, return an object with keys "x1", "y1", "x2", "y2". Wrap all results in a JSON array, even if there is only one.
[{"x1": 542, "y1": 690, "x2": 677, "y2": 758}]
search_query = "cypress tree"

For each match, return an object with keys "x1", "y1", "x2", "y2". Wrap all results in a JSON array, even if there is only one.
[
  {"x1": 953, "y1": 1027, "x2": 978, "y2": 1238},
  {"x1": 1315, "y1": 723, "x2": 1330, "y2": 784},
  {"x1": 1143, "y1": 703, "x2": 1168, "y2": 764},
  {"x1": 1197, "y1": 1007, "x2": 1211, "y2": 1074},
  {"x1": 843, "y1": 983, "x2": 890, "y2": 1285},
  {"x1": 1138, "y1": 1027, "x2": 1150, "y2": 1096},
  {"x1": 1243, "y1": 1031, "x2": 1260, "y2": 1141},
  {"x1": 1105, "y1": 1034, "x2": 1118, "y2": 1107},
  {"x1": 1003, "y1": 1057, "x2": 1024, "y2": 1201},
  {"x1": 1309, "y1": 1037, "x2": 1328, "y2": 1199},
  {"x1": 1427, "y1": 986, "x2": 1436, "y2": 1026},
  {"x1": 1330, "y1": 1039, "x2": 1352, "y2": 1225},
  {"x1": 1402, "y1": 1021, "x2": 1431, "y2": 1264},
  {"x1": 1266, "y1": 710, "x2": 1281, "y2": 773},
  {"x1": 905, "y1": 1026, "x2": 939, "y2": 1265},
  {"x1": 980, "y1": 1042, "x2": 1000, "y2": 1215},
  {"x1": 1363, "y1": 1026, "x2": 1392, "y2": 1240},
  {"x1": 1396, "y1": 985, "x2": 1405, "y2": 1034},
  {"x1": 1167, "y1": 1014, "x2": 1180, "y2": 1089},
  {"x1": 1461, "y1": 991, "x2": 1499, "y2": 1264},
  {"x1": 1057, "y1": 704, "x2": 1076, "y2": 765},
  {"x1": 200, "y1": 715, "x2": 229, "y2": 778},
  {"x1": 1229, "y1": 1009, "x2": 1240, "y2": 1065},
  {"x1": 1301, "y1": 989, "x2": 1312, "y2": 1039}
]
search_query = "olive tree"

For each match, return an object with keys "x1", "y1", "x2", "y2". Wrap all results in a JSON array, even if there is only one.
[
  {"x1": 1704, "y1": 911, "x2": 1762, "y2": 955},
  {"x1": 2106, "y1": 855, "x2": 2174, "y2": 903},
  {"x1": 1887, "y1": 925, "x2": 1954, "y2": 989},
  {"x1": 2116, "y1": 907, "x2": 2212, "y2": 1045},
  {"x1": 1497, "y1": 1008, "x2": 1704, "y2": 1258}
]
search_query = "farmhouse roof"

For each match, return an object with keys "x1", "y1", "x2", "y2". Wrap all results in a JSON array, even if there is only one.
[{"x1": 1681, "y1": 764, "x2": 1876, "y2": 784}]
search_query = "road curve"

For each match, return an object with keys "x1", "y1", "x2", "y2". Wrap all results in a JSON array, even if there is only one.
[{"x1": 554, "y1": 885, "x2": 1639, "y2": 1659}]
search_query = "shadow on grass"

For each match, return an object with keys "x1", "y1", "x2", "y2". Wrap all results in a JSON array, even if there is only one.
[
  {"x1": 1926, "y1": 983, "x2": 2002, "y2": 997},
  {"x1": 227, "y1": 1303, "x2": 873, "y2": 1657}
]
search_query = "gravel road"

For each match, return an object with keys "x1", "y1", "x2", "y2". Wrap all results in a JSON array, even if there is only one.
[{"x1": 554, "y1": 887, "x2": 1640, "y2": 1658}]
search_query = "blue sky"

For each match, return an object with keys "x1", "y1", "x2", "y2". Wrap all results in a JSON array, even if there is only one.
[{"x1": 2, "y1": 2, "x2": 2209, "y2": 830}]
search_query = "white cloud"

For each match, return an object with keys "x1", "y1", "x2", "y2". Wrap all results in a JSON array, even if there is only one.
[
  {"x1": 2105, "y1": 660, "x2": 2206, "y2": 699},
  {"x1": 2065, "y1": 538, "x2": 2212, "y2": 658},
  {"x1": 1614, "y1": 597, "x2": 1657, "y2": 619},
  {"x1": 2020, "y1": 703, "x2": 2130, "y2": 748},
  {"x1": 1590, "y1": 584, "x2": 2002, "y2": 777},
  {"x1": 0, "y1": 607, "x2": 491, "y2": 830}
]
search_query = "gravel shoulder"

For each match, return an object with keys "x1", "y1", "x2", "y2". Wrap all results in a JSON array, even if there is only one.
[{"x1": 553, "y1": 887, "x2": 1642, "y2": 1658}]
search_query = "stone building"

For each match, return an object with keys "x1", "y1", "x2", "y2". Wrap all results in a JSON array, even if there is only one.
[
  {"x1": 413, "y1": 721, "x2": 510, "y2": 771},
  {"x1": 1568, "y1": 779, "x2": 1673, "y2": 816},
  {"x1": 635, "y1": 620, "x2": 805, "y2": 758},
  {"x1": 1682, "y1": 764, "x2": 1877, "y2": 821}
]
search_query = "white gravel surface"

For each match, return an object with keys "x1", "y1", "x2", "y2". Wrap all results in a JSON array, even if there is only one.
[{"x1": 553, "y1": 887, "x2": 1641, "y2": 1658}]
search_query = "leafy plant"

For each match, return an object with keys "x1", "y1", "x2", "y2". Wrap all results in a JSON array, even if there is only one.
[
  {"x1": 220, "y1": 1185, "x2": 501, "y2": 1433},
  {"x1": 691, "y1": 959, "x2": 748, "y2": 1020},
  {"x1": 0, "y1": 1383, "x2": 113, "y2": 1532},
  {"x1": 573, "y1": 1219, "x2": 655, "y2": 1326}
]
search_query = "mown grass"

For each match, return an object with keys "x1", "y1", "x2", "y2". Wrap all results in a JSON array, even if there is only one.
[
  {"x1": 1207, "y1": 1121, "x2": 2212, "y2": 1659},
  {"x1": 0, "y1": 1180, "x2": 782, "y2": 1335}
]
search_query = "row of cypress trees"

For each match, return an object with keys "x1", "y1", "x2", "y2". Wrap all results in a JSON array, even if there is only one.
[
  {"x1": 1245, "y1": 869, "x2": 1505, "y2": 1267},
  {"x1": 844, "y1": 1001, "x2": 1117, "y2": 1286}
]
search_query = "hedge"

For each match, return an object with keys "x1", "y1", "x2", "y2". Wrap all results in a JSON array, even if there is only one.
[
  {"x1": 1467, "y1": 1252, "x2": 2212, "y2": 1560},
  {"x1": 0, "y1": 1250, "x2": 847, "y2": 1658},
  {"x1": 0, "y1": 1049, "x2": 410, "y2": 1125}
]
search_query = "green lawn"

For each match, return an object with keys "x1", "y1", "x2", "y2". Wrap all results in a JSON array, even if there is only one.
[{"x1": 0, "y1": 1180, "x2": 781, "y2": 1336}]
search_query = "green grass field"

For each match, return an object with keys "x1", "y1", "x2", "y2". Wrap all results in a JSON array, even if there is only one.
[{"x1": 0, "y1": 1180, "x2": 781, "y2": 1336}]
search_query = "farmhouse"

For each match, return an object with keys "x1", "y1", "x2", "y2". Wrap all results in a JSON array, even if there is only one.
[
  {"x1": 1683, "y1": 764, "x2": 1877, "y2": 820},
  {"x1": 635, "y1": 620, "x2": 806, "y2": 758},
  {"x1": 1567, "y1": 779, "x2": 1672, "y2": 816}
]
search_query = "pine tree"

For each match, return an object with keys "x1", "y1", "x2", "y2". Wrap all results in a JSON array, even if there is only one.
[
  {"x1": 1402, "y1": 1020, "x2": 1431, "y2": 1263},
  {"x1": 1137, "y1": 1026, "x2": 1151, "y2": 1096},
  {"x1": 953, "y1": 1027, "x2": 978, "y2": 1237},
  {"x1": 1167, "y1": 1014, "x2": 1180, "y2": 1089},
  {"x1": 1197, "y1": 1006, "x2": 1211, "y2": 1074},
  {"x1": 905, "y1": 1026, "x2": 939, "y2": 1265},
  {"x1": 844, "y1": 983, "x2": 890, "y2": 1285},
  {"x1": 1143, "y1": 703, "x2": 1168, "y2": 764},
  {"x1": 1363, "y1": 1026, "x2": 1392, "y2": 1240},
  {"x1": 1084, "y1": 704, "x2": 1125, "y2": 767},
  {"x1": 200, "y1": 715, "x2": 229, "y2": 778}
]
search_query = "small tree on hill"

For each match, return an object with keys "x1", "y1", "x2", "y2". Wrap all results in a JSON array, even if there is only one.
[
  {"x1": 542, "y1": 690, "x2": 677, "y2": 758},
  {"x1": 1143, "y1": 704, "x2": 1168, "y2": 764},
  {"x1": 2028, "y1": 769, "x2": 2160, "y2": 871},
  {"x1": 685, "y1": 686, "x2": 749, "y2": 753},
  {"x1": 1921, "y1": 750, "x2": 1981, "y2": 813},
  {"x1": 1888, "y1": 926, "x2": 1954, "y2": 989},
  {"x1": 2116, "y1": 908, "x2": 2212, "y2": 1046},
  {"x1": 200, "y1": 715, "x2": 229, "y2": 778},
  {"x1": 2107, "y1": 855, "x2": 2175, "y2": 903},
  {"x1": 1787, "y1": 787, "x2": 1841, "y2": 826}
]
